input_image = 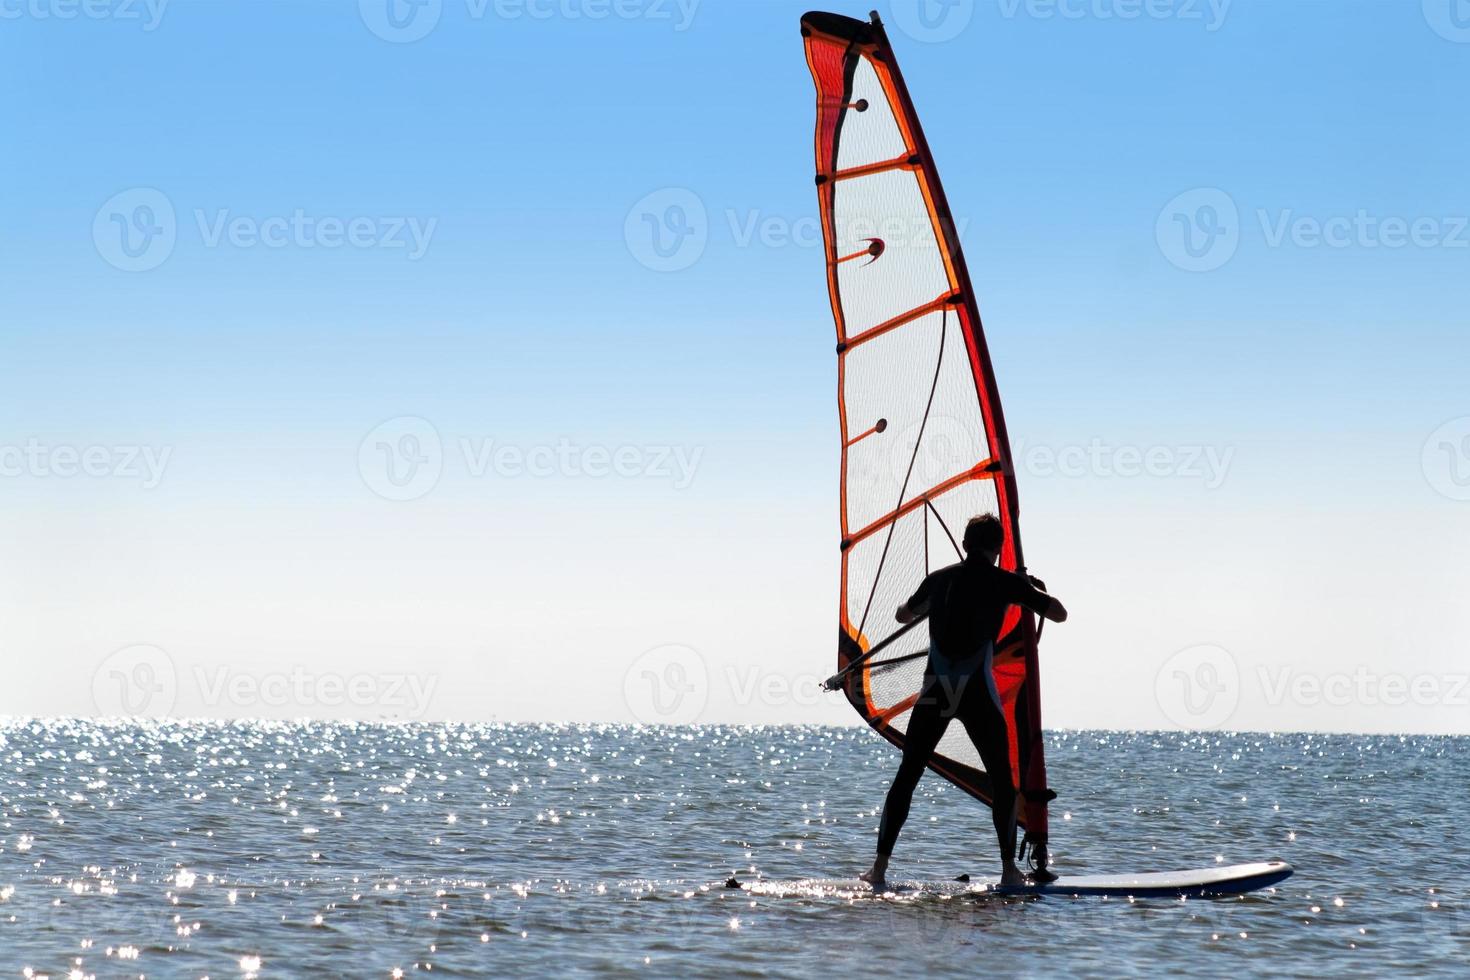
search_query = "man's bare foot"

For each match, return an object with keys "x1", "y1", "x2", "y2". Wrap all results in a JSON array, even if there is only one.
[
  {"x1": 859, "y1": 856, "x2": 889, "y2": 889},
  {"x1": 999, "y1": 863, "x2": 1026, "y2": 888}
]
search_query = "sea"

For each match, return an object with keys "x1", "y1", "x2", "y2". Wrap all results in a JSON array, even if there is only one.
[{"x1": 0, "y1": 720, "x2": 1464, "y2": 978}]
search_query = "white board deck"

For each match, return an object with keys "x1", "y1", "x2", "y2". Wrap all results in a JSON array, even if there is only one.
[
  {"x1": 989, "y1": 861, "x2": 1293, "y2": 897},
  {"x1": 733, "y1": 861, "x2": 1292, "y2": 900}
]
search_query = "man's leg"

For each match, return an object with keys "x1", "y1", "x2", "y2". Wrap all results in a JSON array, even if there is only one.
[
  {"x1": 862, "y1": 674, "x2": 954, "y2": 884},
  {"x1": 959, "y1": 678, "x2": 1023, "y2": 885}
]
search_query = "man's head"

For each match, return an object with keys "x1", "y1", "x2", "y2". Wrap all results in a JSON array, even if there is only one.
[{"x1": 962, "y1": 513, "x2": 1004, "y2": 561}]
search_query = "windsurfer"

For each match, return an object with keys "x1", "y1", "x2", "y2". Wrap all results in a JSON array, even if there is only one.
[{"x1": 859, "y1": 514, "x2": 1068, "y2": 889}]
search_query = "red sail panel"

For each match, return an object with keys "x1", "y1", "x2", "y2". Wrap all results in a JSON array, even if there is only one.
[{"x1": 802, "y1": 10, "x2": 1051, "y2": 851}]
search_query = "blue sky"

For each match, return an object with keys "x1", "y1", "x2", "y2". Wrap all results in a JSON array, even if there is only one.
[{"x1": 2, "y1": 0, "x2": 1467, "y2": 732}]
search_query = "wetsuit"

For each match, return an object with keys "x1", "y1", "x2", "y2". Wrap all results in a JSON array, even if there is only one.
[{"x1": 874, "y1": 558, "x2": 1052, "y2": 860}]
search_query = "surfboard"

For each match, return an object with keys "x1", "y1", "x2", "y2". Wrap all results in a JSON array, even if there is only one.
[
  {"x1": 730, "y1": 862, "x2": 1292, "y2": 900},
  {"x1": 986, "y1": 861, "x2": 1294, "y2": 898}
]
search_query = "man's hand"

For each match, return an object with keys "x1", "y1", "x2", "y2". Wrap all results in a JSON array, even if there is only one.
[
  {"x1": 1042, "y1": 596, "x2": 1068, "y2": 624},
  {"x1": 1025, "y1": 572, "x2": 1065, "y2": 623},
  {"x1": 895, "y1": 599, "x2": 929, "y2": 624}
]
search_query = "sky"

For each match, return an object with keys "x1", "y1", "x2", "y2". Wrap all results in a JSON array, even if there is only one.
[{"x1": 1, "y1": 0, "x2": 1467, "y2": 734}]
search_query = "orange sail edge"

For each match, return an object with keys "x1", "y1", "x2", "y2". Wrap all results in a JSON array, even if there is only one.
[{"x1": 805, "y1": 10, "x2": 1052, "y2": 852}]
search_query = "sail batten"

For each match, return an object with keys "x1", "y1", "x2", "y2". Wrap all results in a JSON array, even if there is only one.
[
  {"x1": 803, "y1": 10, "x2": 1051, "y2": 856},
  {"x1": 842, "y1": 463, "x2": 1003, "y2": 550}
]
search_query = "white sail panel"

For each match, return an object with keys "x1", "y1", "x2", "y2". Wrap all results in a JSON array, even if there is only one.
[
  {"x1": 831, "y1": 169, "x2": 949, "y2": 337},
  {"x1": 835, "y1": 55, "x2": 907, "y2": 171}
]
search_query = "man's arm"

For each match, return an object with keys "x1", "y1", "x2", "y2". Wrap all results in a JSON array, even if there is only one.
[
  {"x1": 1016, "y1": 573, "x2": 1067, "y2": 623},
  {"x1": 896, "y1": 574, "x2": 934, "y2": 624}
]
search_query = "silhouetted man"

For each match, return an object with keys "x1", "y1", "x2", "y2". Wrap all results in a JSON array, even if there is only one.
[{"x1": 861, "y1": 513, "x2": 1067, "y2": 888}]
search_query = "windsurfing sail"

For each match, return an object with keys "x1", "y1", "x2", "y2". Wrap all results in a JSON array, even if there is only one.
[{"x1": 802, "y1": 10, "x2": 1054, "y2": 866}]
